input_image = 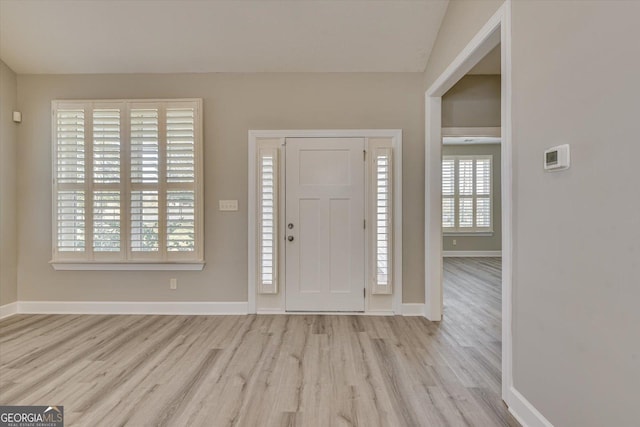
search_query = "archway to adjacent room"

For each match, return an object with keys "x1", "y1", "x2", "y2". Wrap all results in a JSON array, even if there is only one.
[{"x1": 424, "y1": 3, "x2": 513, "y2": 404}]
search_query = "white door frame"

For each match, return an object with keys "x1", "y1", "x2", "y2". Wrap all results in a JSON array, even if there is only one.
[
  {"x1": 248, "y1": 130, "x2": 403, "y2": 315},
  {"x1": 424, "y1": 2, "x2": 513, "y2": 404}
]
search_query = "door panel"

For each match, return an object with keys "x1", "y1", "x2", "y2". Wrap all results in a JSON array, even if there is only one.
[{"x1": 285, "y1": 137, "x2": 365, "y2": 311}]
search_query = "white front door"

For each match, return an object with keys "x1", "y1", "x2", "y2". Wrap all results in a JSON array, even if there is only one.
[{"x1": 285, "y1": 137, "x2": 365, "y2": 312}]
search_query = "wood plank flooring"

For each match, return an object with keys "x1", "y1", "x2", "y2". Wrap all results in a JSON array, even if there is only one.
[{"x1": 0, "y1": 258, "x2": 517, "y2": 426}]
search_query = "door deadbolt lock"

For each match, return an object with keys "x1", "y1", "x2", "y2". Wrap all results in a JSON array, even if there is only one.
[
  {"x1": 288, "y1": 223, "x2": 294, "y2": 229},
  {"x1": 287, "y1": 236, "x2": 294, "y2": 242}
]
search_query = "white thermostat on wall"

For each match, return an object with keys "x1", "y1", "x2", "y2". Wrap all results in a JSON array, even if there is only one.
[{"x1": 544, "y1": 144, "x2": 570, "y2": 171}]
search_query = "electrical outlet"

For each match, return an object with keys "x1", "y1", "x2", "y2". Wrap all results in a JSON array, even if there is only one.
[
  {"x1": 452, "y1": 239, "x2": 457, "y2": 246},
  {"x1": 170, "y1": 278, "x2": 177, "y2": 290}
]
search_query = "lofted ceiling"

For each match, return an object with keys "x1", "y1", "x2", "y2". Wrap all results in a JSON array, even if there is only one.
[{"x1": 0, "y1": 0, "x2": 449, "y2": 74}]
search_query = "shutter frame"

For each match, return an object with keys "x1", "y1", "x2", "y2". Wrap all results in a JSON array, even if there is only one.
[
  {"x1": 442, "y1": 154, "x2": 493, "y2": 233},
  {"x1": 52, "y1": 99, "x2": 203, "y2": 264},
  {"x1": 371, "y1": 144, "x2": 393, "y2": 295},
  {"x1": 256, "y1": 142, "x2": 280, "y2": 294}
]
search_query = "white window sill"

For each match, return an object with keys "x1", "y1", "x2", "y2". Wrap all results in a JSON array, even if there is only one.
[
  {"x1": 50, "y1": 262, "x2": 205, "y2": 271},
  {"x1": 443, "y1": 232, "x2": 494, "y2": 237}
]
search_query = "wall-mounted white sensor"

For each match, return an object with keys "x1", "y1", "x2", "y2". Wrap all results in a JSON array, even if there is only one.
[
  {"x1": 544, "y1": 144, "x2": 570, "y2": 171},
  {"x1": 12, "y1": 111, "x2": 22, "y2": 123}
]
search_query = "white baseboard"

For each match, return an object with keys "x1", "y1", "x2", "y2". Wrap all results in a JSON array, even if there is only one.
[
  {"x1": 5, "y1": 301, "x2": 424, "y2": 318},
  {"x1": 508, "y1": 386, "x2": 554, "y2": 427},
  {"x1": 443, "y1": 250, "x2": 502, "y2": 257},
  {"x1": 17, "y1": 301, "x2": 248, "y2": 316},
  {"x1": 0, "y1": 302, "x2": 19, "y2": 319},
  {"x1": 257, "y1": 310, "x2": 395, "y2": 316},
  {"x1": 401, "y1": 303, "x2": 425, "y2": 316}
]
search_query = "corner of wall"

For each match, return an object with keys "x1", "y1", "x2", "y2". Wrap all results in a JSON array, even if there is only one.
[{"x1": 0, "y1": 59, "x2": 19, "y2": 308}]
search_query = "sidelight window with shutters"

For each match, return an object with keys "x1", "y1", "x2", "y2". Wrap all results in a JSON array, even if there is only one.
[
  {"x1": 51, "y1": 99, "x2": 203, "y2": 264},
  {"x1": 442, "y1": 155, "x2": 492, "y2": 233}
]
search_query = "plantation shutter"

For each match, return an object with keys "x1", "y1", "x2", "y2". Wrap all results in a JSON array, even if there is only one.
[
  {"x1": 257, "y1": 143, "x2": 279, "y2": 294},
  {"x1": 55, "y1": 107, "x2": 86, "y2": 254},
  {"x1": 441, "y1": 155, "x2": 492, "y2": 232},
  {"x1": 92, "y1": 107, "x2": 122, "y2": 253},
  {"x1": 52, "y1": 99, "x2": 202, "y2": 264},
  {"x1": 475, "y1": 158, "x2": 492, "y2": 228},
  {"x1": 130, "y1": 107, "x2": 160, "y2": 256},
  {"x1": 442, "y1": 157, "x2": 455, "y2": 229},
  {"x1": 370, "y1": 143, "x2": 393, "y2": 295},
  {"x1": 166, "y1": 106, "x2": 196, "y2": 254}
]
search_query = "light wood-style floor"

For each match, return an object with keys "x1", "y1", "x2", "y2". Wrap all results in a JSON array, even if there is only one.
[{"x1": 0, "y1": 258, "x2": 517, "y2": 426}]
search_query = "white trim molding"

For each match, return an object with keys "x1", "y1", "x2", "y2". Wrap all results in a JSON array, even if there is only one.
[
  {"x1": 442, "y1": 126, "x2": 501, "y2": 138},
  {"x1": 50, "y1": 262, "x2": 205, "y2": 271},
  {"x1": 443, "y1": 250, "x2": 502, "y2": 257},
  {"x1": 425, "y1": 0, "x2": 523, "y2": 419},
  {"x1": 0, "y1": 301, "x2": 423, "y2": 318},
  {"x1": 16, "y1": 301, "x2": 248, "y2": 316},
  {"x1": 401, "y1": 303, "x2": 425, "y2": 316},
  {"x1": 508, "y1": 387, "x2": 555, "y2": 427},
  {"x1": 0, "y1": 302, "x2": 19, "y2": 319},
  {"x1": 248, "y1": 129, "x2": 403, "y2": 315},
  {"x1": 257, "y1": 310, "x2": 396, "y2": 316}
]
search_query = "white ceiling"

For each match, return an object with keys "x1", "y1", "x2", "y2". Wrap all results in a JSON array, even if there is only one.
[{"x1": 0, "y1": 0, "x2": 449, "y2": 74}]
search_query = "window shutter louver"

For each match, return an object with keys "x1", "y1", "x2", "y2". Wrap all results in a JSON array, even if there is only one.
[
  {"x1": 56, "y1": 190, "x2": 85, "y2": 252},
  {"x1": 257, "y1": 145, "x2": 279, "y2": 294},
  {"x1": 458, "y1": 159, "x2": 474, "y2": 195},
  {"x1": 372, "y1": 146, "x2": 393, "y2": 294},
  {"x1": 166, "y1": 108, "x2": 195, "y2": 183},
  {"x1": 93, "y1": 191, "x2": 121, "y2": 251},
  {"x1": 475, "y1": 157, "x2": 492, "y2": 228},
  {"x1": 475, "y1": 158, "x2": 491, "y2": 195},
  {"x1": 130, "y1": 109, "x2": 159, "y2": 184},
  {"x1": 166, "y1": 191, "x2": 196, "y2": 252},
  {"x1": 56, "y1": 109, "x2": 86, "y2": 184},
  {"x1": 130, "y1": 190, "x2": 159, "y2": 252},
  {"x1": 459, "y1": 198, "x2": 474, "y2": 228},
  {"x1": 92, "y1": 109, "x2": 121, "y2": 184},
  {"x1": 55, "y1": 108, "x2": 86, "y2": 254},
  {"x1": 476, "y1": 198, "x2": 491, "y2": 228},
  {"x1": 442, "y1": 157, "x2": 455, "y2": 229}
]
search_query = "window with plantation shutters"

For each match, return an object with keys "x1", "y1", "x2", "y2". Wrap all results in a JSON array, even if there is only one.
[
  {"x1": 52, "y1": 99, "x2": 203, "y2": 267},
  {"x1": 373, "y1": 148, "x2": 392, "y2": 293},
  {"x1": 442, "y1": 155, "x2": 492, "y2": 233},
  {"x1": 256, "y1": 143, "x2": 279, "y2": 294},
  {"x1": 368, "y1": 141, "x2": 393, "y2": 295}
]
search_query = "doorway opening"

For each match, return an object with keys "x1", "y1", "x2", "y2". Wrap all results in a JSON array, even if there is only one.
[
  {"x1": 424, "y1": 3, "x2": 513, "y2": 406},
  {"x1": 248, "y1": 130, "x2": 402, "y2": 315}
]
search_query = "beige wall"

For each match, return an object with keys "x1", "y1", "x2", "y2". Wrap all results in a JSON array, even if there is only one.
[
  {"x1": 442, "y1": 74, "x2": 501, "y2": 127},
  {"x1": 426, "y1": 0, "x2": 640, "y2": 425},
  {"x1": 16, "y1": 72, "x2": 426, "y2": 303},
  {"x1": 0, "y1": 59, "x2": 18, "y2": 307},
  {"x1": 423, "y1": 0, "x2": 504, "y2": 91},
  {"x1": 511, "y1": 1, "x2": 640, "y2": 425},
  {"x1": 442, "y1": 143, "x2": 501, "y2": 252}
]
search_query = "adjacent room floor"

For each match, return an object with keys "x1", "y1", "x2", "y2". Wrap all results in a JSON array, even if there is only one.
[{"x1": 0, "y1": 258, "x2": 517, "y2": 426}]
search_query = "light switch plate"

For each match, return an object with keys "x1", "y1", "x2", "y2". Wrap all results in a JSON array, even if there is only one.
[{"x1": 219, "y1": 200, "x2": 238, "y2": 211}]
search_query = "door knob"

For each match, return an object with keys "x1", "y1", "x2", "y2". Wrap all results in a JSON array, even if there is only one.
[{"x1": 287, "y1": 236, "x2": 294, "y2": 242}]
